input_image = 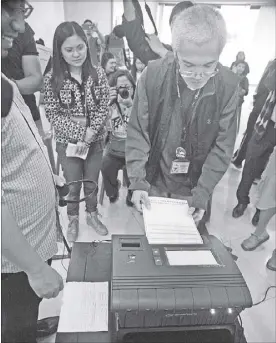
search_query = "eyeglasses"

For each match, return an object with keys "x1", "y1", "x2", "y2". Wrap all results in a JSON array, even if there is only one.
[
  {"x1": 180, "y1": 69, "x2": 218, "y2": 78},
  {"x1": 176, "y1": 54, "x2": 218, "y2": 78},
  {"x1": 2, "y1": 1, "x2": 33, "y2": 20},
  {"x1": 23, "y1": 1, "x2": 34, "y2": 19}
]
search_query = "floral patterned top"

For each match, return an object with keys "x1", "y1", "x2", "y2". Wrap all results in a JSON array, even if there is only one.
[{"x1": 43, "y1": 67, "x2": 109, "y2": 144}]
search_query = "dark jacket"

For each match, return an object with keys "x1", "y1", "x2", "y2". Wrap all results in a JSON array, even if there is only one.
[{"x1": 126, "y1": 53, "x2": 239, "y2": 210}]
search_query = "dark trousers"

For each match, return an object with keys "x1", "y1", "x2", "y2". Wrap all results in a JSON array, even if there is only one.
[
  {"x1": 233, "y1": 92, "x2": 269, "y2": 167},
  {"x1": 237, "y1": 121, "x2": 276, "y2": 205},
  {"x1": 1, "y1": 260, "x2": 52, "y2": 343},
  {"x1": 101, "y1": 152, "x2": 130, "y2": 197},
  {"x1": 56, "y1": 141, "x2": 104, "y2": 216}
]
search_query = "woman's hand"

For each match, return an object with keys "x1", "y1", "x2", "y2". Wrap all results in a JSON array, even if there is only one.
[
  {"x1": 71, "y1": 116, "x2": 87, "y2": 127},
  {"x1": 76, "y1": 142, "x2": 89, "y2": 156},
  {"x1": 84, "y1": 127, "x2": 96, "y2": 144}
]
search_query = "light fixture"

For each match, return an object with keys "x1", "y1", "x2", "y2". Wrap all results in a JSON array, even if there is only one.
[
  {"x1": 228, "y1": 308, "x2": 233, "y2": 314},
  {"x1": 210, "y1": 309, "x2": 216, "y2": 315}
]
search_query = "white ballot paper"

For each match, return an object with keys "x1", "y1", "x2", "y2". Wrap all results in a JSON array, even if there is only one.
[
  {"x1": 166, "y1": 250, "x2": 219, "y2": 266},
  {"x1": 66, "y1": 143, "x2": 89, "y2": 160},
  {"x1": 142, "y1": 197, "x2": 203, "y2": 245},
  {"x1": 57, "y1": 282, "x2": 108, "y2": 333}
]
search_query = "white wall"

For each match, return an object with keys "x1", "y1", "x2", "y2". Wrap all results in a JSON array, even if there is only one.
[
  {"x1": 27, "y1": 1, "x2": 65, "y2": 48},
  {"x1": 247, "y1": 6, "x2": 276, "y2": 84},
  {"x1": 63, "y1": 1, "x2": 112, "y2": 35}
]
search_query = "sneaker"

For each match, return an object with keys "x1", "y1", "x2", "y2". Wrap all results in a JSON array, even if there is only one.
[
  {"x1": 109, "y1": 180, "x2": 121, "y2": 204},
  {"x1": 231, "y1": 160, "x2": 243, "y2": 169},
  {"x1": 86, "y1": 211, "x2": 108, "y2": 236},
  {"x1": 67, "y1": 215, "x2": 79, "y2": 242},
  {"x1": 241, "y1": 232, "x2": 270, "y2": 251},
  {"x1": 232, "y1": 203, "x2": 247, "y2": 218},
  {"x1": 267, "y1": 250, "x2": 276, "y2": 271}
]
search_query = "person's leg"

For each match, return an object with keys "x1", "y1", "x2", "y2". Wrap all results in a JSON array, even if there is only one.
[
  {"x1": 101, "y1": 153, "x2": 123, "y2": 199},
  {"x1": 254, "y1": 207, "x2": 276, "y2": 237},
  {"x1": 234, "y1": 126, "x2": 275, "y2": 217},
  {"x1": 236, "y1": 106, "x2": 242, "y2": 134},
  {"x1": 232, "y1": 105, "x2": 262, "y2": 166},
  {"x1": 241, "y1": 207, "x2": 276, "y2": 251},
  {"x1": 84, "y1": 140, "x2": 108, "y2": 236},
  {"x1": 56, "y1": 142, "x2": 83, "y2": 242},
  {"x1": 2, "y1": 272, "x2": 42, "y2": 343}
]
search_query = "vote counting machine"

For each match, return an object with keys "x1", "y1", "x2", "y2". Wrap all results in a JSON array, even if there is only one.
[{"x1": 111, "y1": 234, "x2": 252, "y2": 342}]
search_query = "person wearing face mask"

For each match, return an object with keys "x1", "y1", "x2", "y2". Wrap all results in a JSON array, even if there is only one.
[
  {"x1": 101, "y1": 70, "x2": 136, "y2": 205},
  {"x1": 126, "y1": 5, "x2": 239, "y2": 231},
  {"x1": 231, "y1": 61, "x2": 249, "y2": 132},
  {"x1": 43, "y1": 22, "x2": 110, "y2": 242}
]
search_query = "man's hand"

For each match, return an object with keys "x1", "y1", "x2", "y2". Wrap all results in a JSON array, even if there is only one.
[
  {"x1": 188, "y1": 207, "x2": 205, "y2": 227},
  {"x1": 27, "y1": 264, "x2": 64, "y2": 299},
  {"x1": 132, "y1": 190, "x2": 151, "y2": 213},
  {"x1": 145, "y1": 34, "x2": 169, "y2": 58}
]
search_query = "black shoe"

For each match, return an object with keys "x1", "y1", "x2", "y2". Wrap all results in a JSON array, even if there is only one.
[
  {"x1": 109, "y1": 193, "x2": 119, "y2": 203},
  {"x1": 109, "y1": 180, "x2": 121, "y2": 203},
  {"x1": 37, "y1": 316, "x2": 59, "y2": 338},
  {"x1": 252, "y1": 209, "x2": 260, "y2": 226},
  {"x1": 232, "y1": 203, "x2": 247, "y2": 218},
  {"x1": 231, "y1": 160, "x2": 242, "y2": 169},
  {"x1": 126, "y1": 190, "x2": 133, "y2": 207}
]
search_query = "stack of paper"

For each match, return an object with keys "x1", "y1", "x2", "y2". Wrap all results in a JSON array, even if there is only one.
[
  {"x1": 142, "y1": 197, "x2": 203, "y2": 245},
  {"x1": 57, "y1": 282, "x2": 108, "y2": 333}
]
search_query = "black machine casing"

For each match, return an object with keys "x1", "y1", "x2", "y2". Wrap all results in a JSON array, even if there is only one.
[{"x1": 111, "y1": 235, "x2": 252, "y2": 340}]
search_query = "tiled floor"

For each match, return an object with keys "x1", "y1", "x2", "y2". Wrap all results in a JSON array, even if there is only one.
[{"x1": 38, "y1": 87, "x2": 276, "y2": 342}]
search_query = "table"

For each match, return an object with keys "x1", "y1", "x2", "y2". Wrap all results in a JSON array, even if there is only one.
[
  {"x1": 56, "y1": 242, "x2": 112, "y2": 343},
  {"x1": 56, "y1": 241, "x2": 247, "y2": 343}
]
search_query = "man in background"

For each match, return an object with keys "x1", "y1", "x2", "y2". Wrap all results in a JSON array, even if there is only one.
[
  {"x1": 2, "y1": 16, "x2": 44, "y2": 134},
  {"x1": 1, "y1": 1, "x2": 64, "y2": 342},
  {"x1": 122, "y1": 0, "x2": 193, "y2": 65},
  {"x1": 82, "y1": 19, "x2": 105, "y2": 66}
]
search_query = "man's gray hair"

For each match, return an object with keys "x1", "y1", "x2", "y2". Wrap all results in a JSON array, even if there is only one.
[{"x1": 171, "y1": 5, "x2": 227, "y2": 54}]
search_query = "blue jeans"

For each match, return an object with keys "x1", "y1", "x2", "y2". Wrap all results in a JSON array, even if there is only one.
[{"x1": 56, "y1": 141, "x2": 104, "y2": 216}]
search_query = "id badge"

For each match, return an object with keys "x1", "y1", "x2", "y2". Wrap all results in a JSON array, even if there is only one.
[{"x1": 170, "y1": 159, "x2": 190, "y2": 174}]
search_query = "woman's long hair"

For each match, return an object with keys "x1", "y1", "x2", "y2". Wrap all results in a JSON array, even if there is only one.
[
  {"x1": 109, "y1": 69, "x2": 136, "y2": 100},
  {"x1": 51, "y1": 21, "x2": 98, "y2": 95}
]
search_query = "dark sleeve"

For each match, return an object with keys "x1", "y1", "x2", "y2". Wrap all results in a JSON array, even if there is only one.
[
  {"x1": 122, "y1": 16, "x2": 160, "y2": 65},
  {"x1": 242, "y1": 77, "x2": 249, "y2": 96},
  {"x1": 1, "y1": 78, "x2": 13, "y2": 118},
  {"x1": 22, "y1": 23, "x2": 38, "y2": 56}
]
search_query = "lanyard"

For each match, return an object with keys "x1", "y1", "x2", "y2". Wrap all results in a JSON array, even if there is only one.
[{"x1": 179, "y1": 88, "x2": 201, "y2": 155}]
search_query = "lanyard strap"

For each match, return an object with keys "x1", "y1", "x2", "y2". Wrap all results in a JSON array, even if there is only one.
[{"x1": 179, "y1": 88, "x2": 201, "y2": 154}]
